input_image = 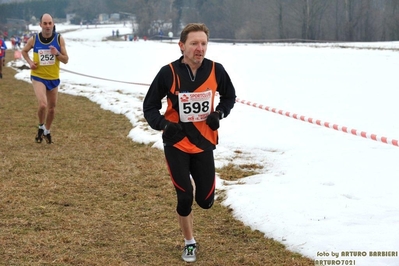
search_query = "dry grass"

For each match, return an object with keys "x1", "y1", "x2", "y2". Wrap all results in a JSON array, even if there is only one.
[{"x1": 0, "y1": 52, "x2": 314, "y2": 265}]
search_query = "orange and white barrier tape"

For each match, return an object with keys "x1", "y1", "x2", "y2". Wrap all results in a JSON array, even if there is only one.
[{"x1": 236, "y1": 97, "x2": 399, "y2": 148}]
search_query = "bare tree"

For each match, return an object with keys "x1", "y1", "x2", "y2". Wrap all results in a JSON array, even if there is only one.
[
  {"x1": 382, "y1": 0, "x2": 399, "y2": 40},
  {"x1": 133, "y1": 0, "x2": 157, "y2": 36},
  {"x1": 277, "y1": 0, "x2": 285, "y2": 39},
  {"x1": 172, "y1": 0, "x2": 183, "y2": 35},
  {"x1": 66, "y1": 0, "x2": 108, "y2": 21},
  {"x1": 289, "y1": 0, "x2": 332, "y2": 40}
]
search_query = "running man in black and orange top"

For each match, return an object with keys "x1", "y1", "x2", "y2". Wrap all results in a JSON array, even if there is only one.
[{"x1": 143, "y1": 23, "x2": 236, "y2": 262}]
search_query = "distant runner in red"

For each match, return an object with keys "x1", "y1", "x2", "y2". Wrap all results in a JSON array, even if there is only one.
[
  {"x1": 143, "y1": 23, "x2": 236, "y2": 262},
  {"x1": 0, "y1": 34, "x2": 7, "y2": 78}
]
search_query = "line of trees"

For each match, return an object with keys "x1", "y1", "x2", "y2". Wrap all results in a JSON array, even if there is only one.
[
  {"x1": 1, "y1": 0, "x2": 399, "y2": 42},
  {"x1": 0, "y1": 0, "x2": 68, "y2": 24}
]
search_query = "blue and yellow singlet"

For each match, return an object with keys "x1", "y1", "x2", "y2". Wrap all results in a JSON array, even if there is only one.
[{"x1": 31, "y1": 33, "x2": 61, "y2": 80}]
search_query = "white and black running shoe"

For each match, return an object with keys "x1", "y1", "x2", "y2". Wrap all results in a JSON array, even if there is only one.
[{"x1": 182, "y1": 243, "x2": 197, "y2": 262}]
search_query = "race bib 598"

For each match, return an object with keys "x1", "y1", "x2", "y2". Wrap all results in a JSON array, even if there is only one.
[{"x1": 178, "y1": 91, "x2": 213, "y2": 122}]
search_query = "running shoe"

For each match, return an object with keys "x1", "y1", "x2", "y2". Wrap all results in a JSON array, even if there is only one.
[
  {"x1": 35, "y1": 128, "x2": 44, "y2": 143},
  {"x1": 182, "y1": 243, "x2": 197, "y2": 262},
  {"x1": 43, "y1": 133, "x2": 52, "y2": 144}
]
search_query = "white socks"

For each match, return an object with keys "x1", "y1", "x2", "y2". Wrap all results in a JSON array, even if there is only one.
[
  {"x1": 184, "y1": 238, "x2": 196, "y2": 246},
  {"x1": 39, "y1": 124, "x2": 50, "y2": 135}
]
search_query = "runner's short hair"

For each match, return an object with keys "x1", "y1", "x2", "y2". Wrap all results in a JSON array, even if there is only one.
[
  {"x1": 40, "y1": 14, "x2": 53, "y2": 23},
  {"x1": 179, "y1": 23, "x2": 209, "y2": 43}
]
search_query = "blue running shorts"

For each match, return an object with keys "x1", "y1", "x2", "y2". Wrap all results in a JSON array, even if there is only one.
[{"x1": 31, "y1": 76, "x2": 60, "y2": 91}]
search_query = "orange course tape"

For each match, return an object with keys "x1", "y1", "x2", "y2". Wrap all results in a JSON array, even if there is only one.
[{"x1": 236, "y1": 98, "x2": 399, "y2": 148}]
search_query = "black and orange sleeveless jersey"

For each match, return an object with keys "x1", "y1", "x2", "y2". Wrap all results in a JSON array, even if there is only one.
[{"x1": 143, "y1": 56, "x2": 236, "y2": 154}]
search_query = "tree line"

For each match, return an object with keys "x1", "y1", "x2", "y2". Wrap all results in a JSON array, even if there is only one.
[{"x1": 1, "y1": 0, "x2": 399, "y2": 42}]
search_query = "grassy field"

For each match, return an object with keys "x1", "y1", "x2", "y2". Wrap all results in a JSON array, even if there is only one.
[{"x1": 0, "y1": 51, "x2": 315, "y2": 265}]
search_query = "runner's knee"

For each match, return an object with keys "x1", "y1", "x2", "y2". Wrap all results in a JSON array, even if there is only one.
[
  {"x1": 196, "y1": 197, "x2": 214, "y2": 210},
  {"x1": 176, "y1": 192, "x2": 193, "y2": 216}
]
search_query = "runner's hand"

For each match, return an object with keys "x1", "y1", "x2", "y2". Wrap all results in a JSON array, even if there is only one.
[
  {"x1": 163, "y1": 122, "x2": 182, "y2": 139},
  {"x1": 206, "y1": 112, "x2": 220, "y2": 131}
]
